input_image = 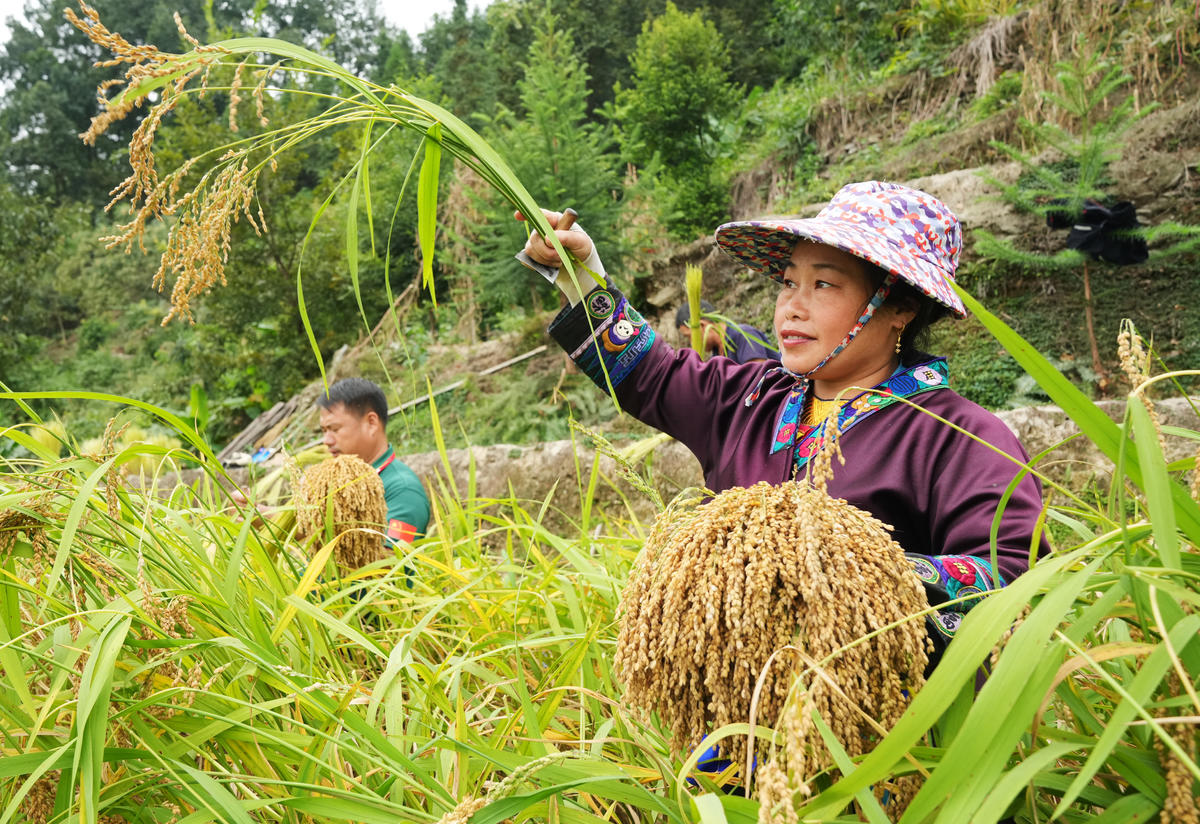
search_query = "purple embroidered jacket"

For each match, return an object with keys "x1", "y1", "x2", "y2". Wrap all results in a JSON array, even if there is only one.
[{"x1": 551, "y1": 285, "x2": 1047, "y2": 589}]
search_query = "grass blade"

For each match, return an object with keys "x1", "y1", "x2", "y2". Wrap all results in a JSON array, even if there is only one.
[
  {"x1": 1126, "y1": 399, "x2": 1180, "y2": 569},
  {"x1": 418, "y1": 122, "x2": 443, "y2": 301}
]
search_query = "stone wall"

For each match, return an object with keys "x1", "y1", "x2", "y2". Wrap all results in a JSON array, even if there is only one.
[
  {"x1": 401, "y1": 397, "x2": 1199, "y2": 518},
  {"x1": 161, "y1": 398, "x2": 1198, "y2": 524}
]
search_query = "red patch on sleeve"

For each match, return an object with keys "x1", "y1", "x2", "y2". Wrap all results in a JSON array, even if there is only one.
[
  {"x1": 387, "y1": 519, "x2": 417, "y2": 544},
  {"x1": 945, "y1": 559, "x2": 977, "y2": 585}
]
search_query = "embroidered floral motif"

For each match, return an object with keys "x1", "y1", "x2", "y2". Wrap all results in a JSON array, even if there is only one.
[
  {"x1": 768, "y1": 359, "x2": 952, "y2": 474},
  {"x1": 906, "y1": 552, "x2": 1004, "y2": 611}
]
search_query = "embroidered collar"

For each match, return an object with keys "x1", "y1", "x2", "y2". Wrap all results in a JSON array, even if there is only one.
[{"x1": 759, "y1": 358, "x2": 952, "y2": 470}]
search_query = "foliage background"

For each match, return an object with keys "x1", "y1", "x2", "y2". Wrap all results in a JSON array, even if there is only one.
[
  {"x1": 0, "y1": 1, "x2": 1198, "y2": 822},
  {"x1": 0, "y1": 0, "x2": 1197, "y2": 450}
]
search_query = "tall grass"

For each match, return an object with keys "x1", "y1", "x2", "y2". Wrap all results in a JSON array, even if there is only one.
[
  {"x1": 0, "y1": 398, "x2": 690, "y2": 823},
  {"x1": 3, "y1": 302, "x2": 1198, "y2": 822}
]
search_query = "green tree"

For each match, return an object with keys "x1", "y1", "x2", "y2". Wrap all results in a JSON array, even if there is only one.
[
  {"x1": 0, "y1": 3, "x2": 412, "y2": 437},
  {"x1": 418, "y1": 0, "x2": 501, "y2": 124},
  {"x1": 0, "y1": 0, "x2": 387, "y2": 202},
  {"x1": 0, "y1": 185, "x2": 83, "y2": 390},
  {"x1": 615, "y1": 2, "x2": 737, "y2": 238},
  {"x1": 773, "y1": 0, "x2": 909, "y2": 75},
  {"x1": 450, "y1": 11, "x2": 626, "y2": 330}
]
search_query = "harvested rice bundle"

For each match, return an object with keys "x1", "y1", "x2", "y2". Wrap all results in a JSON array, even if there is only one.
[
  {"x1": 296, "y1": 455, "x2": 388, "y2": 570},
  {"x1": 614, "y1": 443, "x2": 930, "y2": 813}
]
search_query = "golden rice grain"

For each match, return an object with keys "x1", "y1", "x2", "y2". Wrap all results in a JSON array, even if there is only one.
[
  {"x1": 18, "y1": 772, "x2": 59, "y2": 823},
  {"x1": 614, "y1": 436, "x2": 929, "y2": 820},
  {"x1": 296, "y1": 455, "x2": 388, "y2": 570},
  {"x1": 436, "y1": 797, "x2": 487, "y2": 824},
  {"x1": 1118, "y1": 321, "x2": 1166, "y2": 453},
  {"x1": 1156, "y1": 673, "x2": 1200, "y2": 824}
]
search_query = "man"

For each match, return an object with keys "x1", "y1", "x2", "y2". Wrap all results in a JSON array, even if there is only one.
[
  {"x1": 675, "y1": 300, "x2": 780, "y2": 364},
  {"x1": 317, "y1": 377, "x2": 430, "y2": 545}
]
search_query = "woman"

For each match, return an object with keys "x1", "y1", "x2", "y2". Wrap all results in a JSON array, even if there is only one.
[{"x1": 518, "y1": 181, "x2": 1048, "y2": 650}]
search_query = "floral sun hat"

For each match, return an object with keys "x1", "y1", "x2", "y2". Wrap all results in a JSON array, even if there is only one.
[{"x1": 714, "y1": 181, "x2": 967, "y2": 318}]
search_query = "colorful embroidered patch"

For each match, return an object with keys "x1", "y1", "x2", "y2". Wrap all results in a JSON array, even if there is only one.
[
  {"x1": 571, "y1": 293, "x2": 655, "y2": 388},
  {"x1": 907, "y1": 553, "x2": 1004, "y2": 612},
  {"x1": 909, "y1": 556, "x2": 940, "y2": 585},
  {"x1": 586, "y1": 290, "x2": 616, "y2": 319},
  {"x1": 603, "y1": 318, "x2": 641, "y2": 352},
  {"x1": 771, "y1": 359, "x2": 952, "y2": 472},
  {"x1": 930, "y1": 611, "x2": 963, "y2": 638}
]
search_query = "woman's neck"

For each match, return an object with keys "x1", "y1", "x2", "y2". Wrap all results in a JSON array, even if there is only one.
[{"x1": 811, "y1": 357, "x2": 901, "y2": 401}]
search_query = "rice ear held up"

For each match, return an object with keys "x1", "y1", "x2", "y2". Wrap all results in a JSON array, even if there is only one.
[
  {"x1": 296, "y1": 455, "x2": 388, "y2": 570},
  {"x1": 66, "y1": 1, "x2": 569, "y2": 323},
  {"x1": 613, "y1": 425, "x2": 930, "y2": 809}
]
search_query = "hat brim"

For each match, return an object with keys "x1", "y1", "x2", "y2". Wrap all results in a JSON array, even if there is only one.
[{"x1": 716, "y1": 217, "x2": 967, "y2": 318}]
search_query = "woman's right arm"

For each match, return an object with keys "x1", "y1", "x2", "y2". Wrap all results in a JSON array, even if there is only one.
[
  {"x1": 547, "y1": 281, "x2": 768, "y2": 465},
  {"x1": 517, "y1": 211, "x2": 770, "y2": 462}
]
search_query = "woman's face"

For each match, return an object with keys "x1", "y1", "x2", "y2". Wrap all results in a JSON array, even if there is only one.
[{"x1": 774, "y1": 242, "x2": 913, "y2": 397}]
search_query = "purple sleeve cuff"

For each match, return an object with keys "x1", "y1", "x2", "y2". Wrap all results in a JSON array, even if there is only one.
[{"x1": 548, "y1": 284, "x2": 656, "y2": 391}]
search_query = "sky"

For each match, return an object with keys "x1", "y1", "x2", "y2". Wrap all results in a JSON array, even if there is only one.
[{"x1": 0, "y1": 0, "x2": 492, "y2": 45}]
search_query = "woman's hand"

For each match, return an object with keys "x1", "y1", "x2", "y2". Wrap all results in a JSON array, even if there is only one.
[{"x1": 515, "y1": 208, "x2": 594, "y2": 267}]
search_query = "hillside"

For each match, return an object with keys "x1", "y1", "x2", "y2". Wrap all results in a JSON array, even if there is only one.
[
  {"x1": 254, "y1": 32, "x2": 1200, "y2": 462},
  {"x1": 3, "y1": 0, "x2": 1198, "y2": 459}
]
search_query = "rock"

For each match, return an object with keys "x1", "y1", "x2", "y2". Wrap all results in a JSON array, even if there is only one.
[
  {"x1": 997, "y1": 397, "x2": 1200, "y2": 491},
  {"x1": 908, "y1": 164, "x2": 1030, "y2": 238},
  {"x1": 402, "y1": 438, "x2": 704, "y2": 528},
  {"x1": 153, "y1": 399, "x2": 1197, "y2": 532},
  {"x1": 401, "y1": 396, "x2": 1197, "y2": 520}
]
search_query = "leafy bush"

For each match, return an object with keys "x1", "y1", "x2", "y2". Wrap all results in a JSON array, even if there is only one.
[{"x1": 615, "y1": 2, "x2": 738, "y2": 238}]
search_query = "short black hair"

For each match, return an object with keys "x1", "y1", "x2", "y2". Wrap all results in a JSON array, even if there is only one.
[
  {"x1": 675, "y1": 299, "x2": 716, "y2": 328},
  {"x1": 317, "y1": 377, "x2": 388, "y2": 425}
]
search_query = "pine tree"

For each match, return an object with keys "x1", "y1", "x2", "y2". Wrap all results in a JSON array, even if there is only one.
[
  {"x1": 975, "y1": 45, "x2": 1200, "y2": 391},
  {"x1": 444, "y1": 10, "x2": 626, "y2": 331},
  {"x1": 615, "y1": 2, "x2": 737, "y2": 240}
]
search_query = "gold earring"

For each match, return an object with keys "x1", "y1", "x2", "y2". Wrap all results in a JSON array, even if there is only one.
[{"x1": 895, "y1": 325, "x2": 905, "y2": 355}]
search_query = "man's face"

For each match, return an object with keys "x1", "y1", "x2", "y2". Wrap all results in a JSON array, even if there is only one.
[{"x1": 319, "y1": 403, "x2": 382, "y2": 461}]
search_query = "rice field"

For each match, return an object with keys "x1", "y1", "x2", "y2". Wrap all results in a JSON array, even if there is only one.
[
  {"x1": 1, "y1": 10, "x2": 1197, "y2": 821},
  {"x1": 1, "y1": 302, "x2": 1198, "y2": 824}
]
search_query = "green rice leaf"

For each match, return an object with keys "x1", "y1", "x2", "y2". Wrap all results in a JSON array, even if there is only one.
[
  {"x1": 470, "y1": 776, "x2": 628, "y2": 824},
  {"x1": 0, "y1": 746, "x2": 70, "y2": 822},
  {"x1": 1127, "y1": 399, "x2": 1180, "y2": 569},
  {"x1": 418, "y1": 121, "x2": 443, "y2": 302},
  {"x1": 1084, "y1": 793, "x2": 1162, "y2": 824},
  {"x1": 811, "y1": 710, "x2": 890, "y2": 824},
  {"x1": 968, "y1": 740, "x2": 1077, "y2": 824},
  {"x1": 798, "y1": 549, "x2": 1086, "y2": 820},
  {"x1": 176, "y1": 762, "x2": 258, "y2": 824},
  {"x1": 74, "y1": 612, "x2": 133, "y2": 824},
  {"x1": 276, "y1": 797, "x2": 404, "y2": 824},
  {"x1": 954, "y1": 286, "x2": 1200, "y2": 545},
  {"x1": 693, "y1": 793, "x2": 730, "y2": 824},
  {"x1": 1052, "y1": 614, "x2": 1200, "y2": 815}
]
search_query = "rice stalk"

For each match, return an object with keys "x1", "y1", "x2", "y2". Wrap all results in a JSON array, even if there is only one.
[
  {"x1": 685, "y1": 264, "x2": 705, "y2": 358},
  {"x1": 66, "y1": 1, "x2": 567, "y2": 325}
]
